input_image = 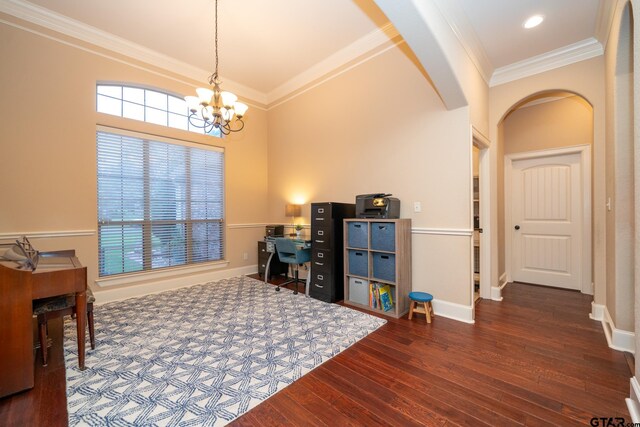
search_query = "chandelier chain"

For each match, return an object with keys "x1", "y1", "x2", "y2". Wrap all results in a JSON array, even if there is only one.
[
  {"x1": 214, "y1": 0, "x2": 219, "y2": 81},
  {"x1": 186, "y1": 0, "x2": 247, "y2": 135}
]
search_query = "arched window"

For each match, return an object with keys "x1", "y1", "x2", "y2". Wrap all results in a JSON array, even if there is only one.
[{"x1": 96, "y1": 84, "x2": 220, "y2": 137}]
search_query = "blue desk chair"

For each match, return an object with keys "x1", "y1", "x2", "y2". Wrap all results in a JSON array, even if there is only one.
[{"x1": 274, "y1": 237, "x2": 311, "y2": 294}]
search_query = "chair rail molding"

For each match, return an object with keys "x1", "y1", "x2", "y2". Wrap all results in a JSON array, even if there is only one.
[
  {"x1": 411, "y1": 227, "x2": 473, "y2": 236},
  {"x1": 0, "y1": 230, "x2": 96, "y2": 239},
  {"x1": 226, "y1": 223, "x2": 269, "y2": 229}
]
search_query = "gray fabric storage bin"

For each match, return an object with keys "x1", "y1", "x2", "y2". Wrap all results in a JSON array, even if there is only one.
[
  {"x1": 348, "y1": 250, "x2": 368, "y2": 277},
  {"x1": 372, "y1": 252, "x2": 396, "y2": 282},
  {"x1": 347, "y1": 222, "x2": 368, "y2": 248},
  {"x1": 348, "y1": 277, "x2": 369, "y2": 305},
  {"x1": 371, "y1": 222, "x2": 395, "y2": 252}
]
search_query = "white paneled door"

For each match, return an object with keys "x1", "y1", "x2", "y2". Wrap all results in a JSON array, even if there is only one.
[{"x1": 511, "y1": 153, "x2": 582, "y2": 290}]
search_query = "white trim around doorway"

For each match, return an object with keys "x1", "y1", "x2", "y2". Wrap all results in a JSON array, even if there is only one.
[
  {"x1": 471, "y1": 127, "x2": 492, "y2": 307},
  {"x1": 504, "y1": 144, "x2": 592, "y2": 295}
]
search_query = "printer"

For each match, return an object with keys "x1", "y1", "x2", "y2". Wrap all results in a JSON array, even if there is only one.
[{"x1": 355, "y1": 193, "x2": 400, "y2": 219}]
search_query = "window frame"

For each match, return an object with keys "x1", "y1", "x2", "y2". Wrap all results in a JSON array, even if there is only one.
[
  {"x1": 96, "y1": 83, "x2": 222, "y2": 137},
  {"x1": 95, "y1": 125, "x2": 227, "y2": 283}
]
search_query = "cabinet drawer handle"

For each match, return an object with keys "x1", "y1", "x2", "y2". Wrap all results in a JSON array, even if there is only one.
[
  {"x1": 315, "y1": 240, "x2": 325, "y2": 243},
  {"x1": 314, "y1": 283, "x2": 324, "y2": 288},
  {"x1": 354, "y1": 224, "x2": 361, "y2": 229},
  {"x1": 315, "y1": 217, "x2": 324, "y2": 221},
  {"x1": 315, "y1": 262, "x2": 324, "y2": 266}
]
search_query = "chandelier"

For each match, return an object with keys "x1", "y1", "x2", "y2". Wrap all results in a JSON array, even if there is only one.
[{"x1": 185, "y1": 0, "x2": 248, "y2": 135}]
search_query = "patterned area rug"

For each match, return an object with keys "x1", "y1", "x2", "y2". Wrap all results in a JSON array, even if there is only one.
[{"x1": 63, "y1": 276, "x2": 386, "y2": 426}]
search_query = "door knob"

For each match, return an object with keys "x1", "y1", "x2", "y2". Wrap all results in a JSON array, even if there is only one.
[{"x1": 514, "y1": 225, "x2": 520, "y2": 230}]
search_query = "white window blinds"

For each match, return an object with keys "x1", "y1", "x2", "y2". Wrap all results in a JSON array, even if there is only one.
[{"x1": 97, "y1": 130, "x2": 224, "y2": 277}]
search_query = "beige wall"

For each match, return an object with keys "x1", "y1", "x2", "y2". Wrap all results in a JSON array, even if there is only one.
[
  {"x1": 267, "y1": 45, "x2": 475, "y2": 306},
  {"x1": 0, "y1": 17, "x2": 269, "y2": 297},
  {"x1": 632, "y1": 0, "x2": 640, "y2": 377},
  {"x1": 605, "y1": 0, "x2": 636, "y2": 333},
  {"x1": 502, "y1": 96, "x2": 593, "y2": 154},
  {"x1": 1, "y1": 12, "x2": 485, "y2": 312},
  {"x1": 489, "y1": 57, "x2": 606, "y2": 307},
  {"x1": 498, "y1": 95, "x2": 593, "y2": 286}
]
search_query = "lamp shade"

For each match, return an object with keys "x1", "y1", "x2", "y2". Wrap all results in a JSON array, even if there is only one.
[
  {"x1": 285, "y1": 204, "x2": 302, "y2": 217},
  {"x1": 234, "y1": 102, "x2": 249, "y2": 118}
]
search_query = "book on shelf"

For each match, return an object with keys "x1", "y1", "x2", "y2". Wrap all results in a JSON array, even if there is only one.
[
  {"x1": 369, "y1": 282, "x2": 379, "y2": 309},
  {"x1": 379, "y1": 285, "x2": 394, "y2": 312},
  {"x1": 369, "y1": 282, "x2": 393, "y2": 311}
]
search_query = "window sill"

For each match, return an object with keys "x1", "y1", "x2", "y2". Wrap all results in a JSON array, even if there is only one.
[{"x1": 95, "y1": 260, "x2": 230, "y2": 288}]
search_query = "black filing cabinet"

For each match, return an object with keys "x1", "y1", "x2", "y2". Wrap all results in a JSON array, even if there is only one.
[
  {"x1": 310, "y1": 202, "x2": 355, "y2": 302},
  {"x1": 258, "y1": 240, "x2": 288, "y2": 279}
]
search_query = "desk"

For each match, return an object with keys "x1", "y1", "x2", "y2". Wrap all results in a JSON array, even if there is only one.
[
  {"x1": 263, "y1": 237, "x2": 312, "y2": 294},
  {"x1": 0, "y1": 252, "x2": 87, "y2": 398},
  {"x1": 258, "y1": 241, "x2": 288, "y2": 279}
]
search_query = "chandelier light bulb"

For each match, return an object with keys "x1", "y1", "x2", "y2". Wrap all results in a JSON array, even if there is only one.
[
  {"x1": 234, "y1": 102, "x2": 248, "y2": 118},
  {"x1": 220, "y1": 91, "x2": 238, "y2": 108},
  {"x1": 196, "y1": 88, "x2": 214, "y2": 105}
]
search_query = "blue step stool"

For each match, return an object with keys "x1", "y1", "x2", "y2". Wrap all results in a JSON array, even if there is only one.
[{"x1": 408, "y1": 291, "x2": 434, "y2": 323}]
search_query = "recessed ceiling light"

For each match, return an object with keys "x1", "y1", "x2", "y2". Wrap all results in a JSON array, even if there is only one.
[{"x1": 523, "y1": 15, "x2": 544, "y2": 29}]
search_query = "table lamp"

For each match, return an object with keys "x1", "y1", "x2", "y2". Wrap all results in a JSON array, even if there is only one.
[{"x1": 285, "y1": 204, "x2": 302, "y2": 236}]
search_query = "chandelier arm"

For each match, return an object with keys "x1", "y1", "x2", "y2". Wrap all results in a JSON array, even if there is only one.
[
  {"x1": 187, "y1": 112, "x2": 202, "y2": 128},
  {"x1": 187, "y1": 111, "x2": 215, "y2": 134},
  {"x1": 230, "y1": 119, "x2": 245, "y2": 132}
]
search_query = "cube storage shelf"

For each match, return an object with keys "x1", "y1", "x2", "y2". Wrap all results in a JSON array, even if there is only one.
[{"x1": 343, "y1": 218, "x2": 412, "y2": 318}]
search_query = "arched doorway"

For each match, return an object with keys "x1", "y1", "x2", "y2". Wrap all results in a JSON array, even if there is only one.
[
  {"x1": 608, "y1": 0, "x2": 635, "y2": 338},
  {"x1": 498, "y1": 91, "x2": 594, "y2": 294}
]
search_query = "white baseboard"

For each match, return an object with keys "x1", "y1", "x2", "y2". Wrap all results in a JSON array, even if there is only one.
[
  {"x1": 432, "y1": 299, "x2": 474, "y2": 324},
  {"x1": 590, "y1": 302, "x2": 605, "y2": 321},
  {"x1": 598, "y1": 305, "x2": 635, "y2": 353},
  {"x1": 94, "y1": 265, "x2": 258, "y2": 304},
  {"x1": 498, "y1": 272, "x2": 508, "y2": 287},
  {"x1": 628, "y1": 377, "x2": 640, "y2": 423},
  {"x1": 491, "y1": 273, "x2": 508, "y2": 301}
]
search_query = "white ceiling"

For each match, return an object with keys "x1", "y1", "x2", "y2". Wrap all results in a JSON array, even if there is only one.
[
  {"x1": 25, "y1": 0, "x2": 389, "y2": 95},
  {"x1": 8, "y1": 0, "x2": 608, "y2": 101},
  {"x1": 454, "y1": 0, "x2": 601, "y2": 69}
]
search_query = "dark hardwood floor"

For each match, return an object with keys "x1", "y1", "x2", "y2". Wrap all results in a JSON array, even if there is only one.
[{"x1": 0, "y1": 279, "x2": 632, "y2": 426}]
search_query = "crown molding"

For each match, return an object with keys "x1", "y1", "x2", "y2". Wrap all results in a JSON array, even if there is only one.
[
  {"x1": 0, "y1": 0, "x2": 268, "y2": 104},
  {"x1": 266, "y1": 23, "x2": 400, "y2": 104},
  {"x1": 490, "y1": 37, "x2": 604, "y2": 87},
  {"x1": 431, "y1": 0, "x2": 493, "y2": 84},
  {"x1": 1, "y1": 0, "x2": 404, "y2": 110}
]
